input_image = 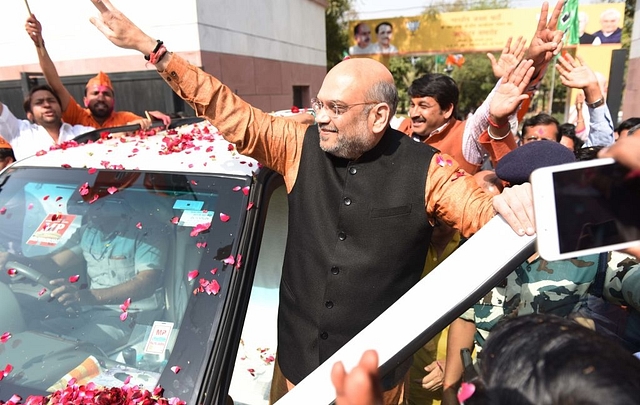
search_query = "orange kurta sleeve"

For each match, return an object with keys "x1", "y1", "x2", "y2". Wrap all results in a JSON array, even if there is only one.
[
  {"x1": 425, "y1": 152, "x2": 495, "y2": 238},
  {"x1": 158, "y1": 54, "x2": 307, "y2": 193}
]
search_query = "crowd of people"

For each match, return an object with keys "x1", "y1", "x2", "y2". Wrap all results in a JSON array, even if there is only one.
[{"x1": 1, "y1": 0, "x2": 639, "y2": 403}]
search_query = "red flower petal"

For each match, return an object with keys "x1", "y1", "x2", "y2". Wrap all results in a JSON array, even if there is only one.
[
  {"x1": 222, "y1": 255, "x2": 235, "y2": 265},
  {"x1": 247, "y1": 368, "x2": 255, "y2": 377},
  {"x1": 88, "y1": 167, "x2": 97, "y2": 174},
  {"x1": 247, "y1": 202, "x2": 254, "y2": 211},
  {"x1": 43, "y1": 195, "x2": 50, "y2": 201},
  {"x1": 38, "y1": 288, "x2": 47, "y2": 297},
  {"x1": 1, "y1": 332, "x2": 11, "y2": 343},
  {"x1": 210, "y1": 268, "x2": 218, "y2": 275},
  {"x1": 7, "y1": 268, "x2": 16, "y2": 276},
  {"x1": 242, "y1": 186, "x2": 250, "y2": 196},
  {"x1": 170, "y1": 216, "x2": 179, "y2": 224},
  {"x1": 69, "y1": 275, "x2": 80, "y2": 283},
  {"x1": 190, "y1": 222, "x2": 211, "y2": 237},
  {"x1": 120, "y1": 298, "x2": 131, "y2": 312},
  {"x1": 55, "y1": 196, "x2": 63, "y2": 202},
  {"x1": 89, "y1": 194, "x2": 99, "y2": 203},
  {"x1": 196, "y1": 242, "x2": 207, "y2": 248},
  {"x1": 120, "y1": 312, "x2": 128, "y2": 321},
  {"x1": 235, "y1": 254, "x2": 243, "y2": 270},
  {"x1": 107, "y1": 186, "x2": 118, "y2": 194},
  {"x1": 187, "y1": 270, "x2": 199, "y2": 281},
  {"x1": 205, "y1": 280, "x2": 220, "y2": 295},
  {"x1": 136, "y1": 222, "x2": 143, "y2": 229},
  {"x1": 35, "y1": 150, "x2": 47, "y2": 156},
  {"x1": 171, "y1": 365, "x2": 181, "y2": 374},
  {"x1": 232, "y1": 186, "x2": 241, "y2": 192},
  {"x1": 61, "y1": 163, "x2": 72, "y2": 168},
  {"x1": 219, "y1": 213, "x2": 230, "y2": 222},
  {"x1": 79, "y1": 183, "x2": 90, "y2": 196},
  {"x1": 0, "y1": 207, "x2": 6, "y2": 215}
]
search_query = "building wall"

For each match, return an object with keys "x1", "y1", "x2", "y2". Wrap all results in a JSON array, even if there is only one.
[{"x1": 0, "y1": 0, "x2": 326, "y2": 113}]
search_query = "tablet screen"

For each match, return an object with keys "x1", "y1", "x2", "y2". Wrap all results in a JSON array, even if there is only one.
[{"x1": 553, "y1": 162, "x2": 640, "y2": 254}]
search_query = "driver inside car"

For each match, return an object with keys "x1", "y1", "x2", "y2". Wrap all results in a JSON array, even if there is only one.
[{"x1": 0, "y1": 195, "x2": 167, "y2": 352}]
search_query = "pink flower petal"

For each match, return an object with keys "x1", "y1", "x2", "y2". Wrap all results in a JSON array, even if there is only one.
[
  {"x1": 27, "y1": 203, "x2": 34, "y2": 210},
  {"x1": 124, "y1": 375, "x2": 132, "y2": 385},
  {"x1": 210, "y1": 268, "x2": 218, "y2": 275},
  {"x1": 190, "y1": 222, "x2": 211, "y2": 237},
  {"x1": 170, "y1": 216, "x2": 179, "y2": 224},
  {"x1": 68, "y1": 275, "x2": 80, "y2": 283},
  {"x1": 35, "y1": 150, "x2": 47, "y2": 156},
  {"x1": 196, "y1": 242, "x2": 207, "y2": 248},
  {"x1": 89, "y1": 194, "x2": 99, "y2": 203},
  {"x1": 1, "y1": 332, "x2": 11, "y2": 343},
  {"x1": 136, "y1": 222, "x2": 143, "y2": 229},
  {"x1": 242, "y1": 186, "x2": 250, "y2": 196},
  {"x1": 190, "y1": 180, "x2": 198, "y2": 185},
  {"x1": 120, "y1": 312, "x2": 128, "y2": 321},
  {"x1": 219, "y1": 213, "x2": 230, "y2": 222},
  {"x1": 79, "y1": 183, "x2": 90, "y2": 196},
  {"x1": 107, "y1": 186, "x2": 118, "y2": 194},
  {"x1": 235, "y1": 254, "x2": 243, "y2": 270},
  {"x1": 171, "y1": 365, "x2": 181, "y2": 374},
  {"x1": 205, "y1": 280, "x2": 220, "y2": 295},
  {"x1": 247, "y1": 202, "x2": 254, "y2": 211},
  {"x1": 187, "y1": 270, "x2": 199, "y2": 281},
  {"x1": 120, "y1": 298, "x2": 131, "y2": 312},
  {"x1": 38, "y1": 288, "x2": 47, "y2": 297},
  {"x1": 232, "y1": 186, "x2": 241, "y2": 192},
  {"x1": 0, "y1": 207, "x2": 7, "y2": 215},
  {"x1": 457, "y1": 382, "x2": 476, "y2": 403},
  {"x1": 88, "y1": 167, "x2": 97, "y2": 174},
  {"x1": 7, "y1": 268, "x2": 16, "y2": 277},
  {"x1": 222, "y1": 255, "x2": 235, "y2": 265},
  {"x1": 247, "y1": 368, "x2": 255, "y2": 377}
]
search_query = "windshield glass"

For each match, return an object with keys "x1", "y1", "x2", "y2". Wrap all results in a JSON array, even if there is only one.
[{"x1": 0, "y1": 166, "x2": 249, "y2": 398}]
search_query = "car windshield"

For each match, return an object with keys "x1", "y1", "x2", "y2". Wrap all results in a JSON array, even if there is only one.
[{"x1": 0, "y1": 166, "x2": 250, "y2": 399}]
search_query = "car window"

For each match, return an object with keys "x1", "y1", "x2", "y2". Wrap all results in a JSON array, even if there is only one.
[
  {"x1": 0, "y1": 166, "x2": 251, "y2": 400},
  {"x1": 228, "y1": 183, "x2": 288, "y2": 404}
]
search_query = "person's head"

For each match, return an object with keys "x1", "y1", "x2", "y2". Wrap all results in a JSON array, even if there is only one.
[
  {"x1": 22, "y1": 84, "x2": 63, "y2": 128},
  {"x1": 312, "y1": 58, "x2": 397, "y2": 160},
  {"x1": 600, "y1": 8, "x2": 621, "y2": 35},
  {"x1": 496, "y1": 140, "x2": 575, "y2": 186},
  {"x1": 578, "y1": 11, "x2": 589, "y2": 35},
  {"x1": 558, "y1": 123, "x2": 583, "y2": 151},
  {"x1": 521, "y1": 113, "x2": 561, "y2": 144},
  {"x1": 84, "y1": 71, "x2": 115, "y2": 120},
  {"x1": 0, "y1": 138, "x2": 15, "y2": 170},
  {"x1": 375, "y1": 22, "x2": 393, "y2": 48},
  {"x1": 466, "y1": 314, "x2": 640, "y2": 405},
  {"x1": 407, "y1": 74, "x2": 458, "y2": 137},
  {"x1": 86, "y1": 197, "x2": 132, "y2": 233},
  {"x1": 574, "y1": 145, "x2": 604, "y2": 161},
  {"x1": 353, "y1": 23, "x2": 372, "y2": 49},
  {"x1": 615, "y1": 117, "x2": 640, "y2": 140}
]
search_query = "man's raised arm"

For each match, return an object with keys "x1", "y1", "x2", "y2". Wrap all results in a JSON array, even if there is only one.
[{"x1": 25, "y1": 15, "x2": 73, "y2": 112}]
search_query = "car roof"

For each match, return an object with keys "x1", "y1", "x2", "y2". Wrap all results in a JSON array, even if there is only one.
[{"x1": 11, "y1": 121, "x2": 259, "y2": 177}]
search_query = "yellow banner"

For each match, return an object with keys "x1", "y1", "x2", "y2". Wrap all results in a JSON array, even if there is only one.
[{"x1": 348, "y1": 3, "x2": 624, "y2": 55}]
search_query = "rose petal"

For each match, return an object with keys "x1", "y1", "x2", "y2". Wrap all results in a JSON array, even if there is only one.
[
  {"x1": 107, "y1": 186, "x2": 118, "y2": 195},
  {"x1": 210, "y1": 268, "x2": 218, "y2": 275},
  {"x1": 136, "y1": 222, "x2": 143, "y2": 229},
  {"x1": 88, "y1": 167, "x2": 97, "y2": 174},
  {"x1": 457, "y1": 382, "x2": 476, "y2": 403},
  {"x1": 68, "y1": 275, "x2": 80, "y2": 283},
  {"x1": 219, "y1": 213, "x2": 230, "y2": 222},
  {"x1": 43, "y1": 195, "x2": 50, "y2": 201},
  {"x1": 79, "y1": 183, "x2": 90, "y2": 196},
  {"x1": 120, "y1": 312, "x2": 128, "y2": 321},
  {"x1": 124, "y1": 375, "x2": 132, "y2": 385},
  {"x1": 247, "y1": 202, "x2": 254, "y2": 211},
  {"x1": 7, "y1": 268, "x2": 16, "y2": 277},
  {"x1": 190, "y1": 222, "x2": 211, "y2": 237},
  {"x1": 38, "y1": 288, "x2": 47, "y2": 297},
  {"x1": 222, "y1": 255, "x2": 235, "y2": 265},
  {"x1": 1, "y1": 332, "x2": 11, "y2": 343},
  {"x1": 232, "y1": 186, "x2": 241, "y2": 192},
  {"x1": 27, "y1": 203, "x2": 34, "y2": 210},
  {"x1": 55, "y1": 196, "x2": 63, "y2": 202},
  {"x1": 171, "y1": 366, "x2": 181, "y2": 374},
  {"x1": 205, "y1": 279, "x2": 220, "y2": 295},
  {"x1": 0, "y1": 207, "x2": 7, "y2": 215},
  {"x1": 187, "y1": 270, "x2": 199, "y2": 281},
  {"x1": 170, "y1": 216, "x2": 179, "y2": 224}
]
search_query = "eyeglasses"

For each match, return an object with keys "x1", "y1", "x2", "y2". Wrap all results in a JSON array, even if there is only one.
[{"x1": 311, "y1": 98, "x2": 379, "y2": 118}]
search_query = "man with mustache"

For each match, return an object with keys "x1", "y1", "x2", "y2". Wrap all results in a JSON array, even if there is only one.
[
  {"x1": 0, "y1": 85, "x2": 94, "y2": 160},
  {"x1": 25, "y1": 14, "x2": 170, "y2": 130},
  {"x1": 86, "y1": 0, "x2": 548, "y2": 402}
]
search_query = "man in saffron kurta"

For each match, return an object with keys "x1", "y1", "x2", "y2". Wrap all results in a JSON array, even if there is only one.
[{"x1": 88, "y1": 1, "x2": 539, "y2": 403}]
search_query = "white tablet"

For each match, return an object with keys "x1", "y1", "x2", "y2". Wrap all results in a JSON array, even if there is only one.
[{"x1": 531, "y1": 157, "x2": 640, "y2": 261}]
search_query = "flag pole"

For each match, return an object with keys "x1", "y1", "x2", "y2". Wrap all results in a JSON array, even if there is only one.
[{"x1": 24, "y1": 0, "x2": 44, "y2": 57}]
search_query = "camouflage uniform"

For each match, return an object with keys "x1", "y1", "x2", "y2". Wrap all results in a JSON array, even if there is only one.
[{"x1": 462, "y1": 254, "x2": 601, "y2": 348}]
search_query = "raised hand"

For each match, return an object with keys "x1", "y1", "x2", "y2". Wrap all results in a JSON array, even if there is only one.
[
  {"x1": 25, "y1": 14, "x2": 44, "y2": 48},
  {"x1": 526, "y1": 1, "x2": 565, "y2": 72},
  {"x1": 89, "y1": 0, "x2": 157, "y2": 56},
  {"x1": 556, "y1": 53, "x2": 598, "y2": 90},
  {"x1": 490, "y1": 59, "x2": 535, "y2": 122},
  {"x1": 487, "y1": 36, "x2": 527, "y2": 79}
]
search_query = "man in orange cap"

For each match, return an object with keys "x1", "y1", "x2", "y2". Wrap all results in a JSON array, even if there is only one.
[
  {"x1": 0, "y1": 137, "x2": 16, "y2": 170},
  {"x1": 25, "y1": 14, "x2": 170, "y2": 130}
]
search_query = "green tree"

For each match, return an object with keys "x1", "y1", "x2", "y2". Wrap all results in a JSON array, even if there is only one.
[
  {"x1": 326, "y1": 0, "x2": 352, "y2": 70},
  {"x1": 450, "y1": 54, "x2": 496, "y2": 118}
]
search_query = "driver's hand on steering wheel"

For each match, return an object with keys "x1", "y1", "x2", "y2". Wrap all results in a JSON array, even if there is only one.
[{"x1": 50, "y1": 278, "x2": 98, "y2": 307}]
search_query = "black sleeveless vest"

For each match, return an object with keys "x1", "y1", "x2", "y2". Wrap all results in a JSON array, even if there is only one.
[{"x1": 278, "y1": 125, "x2": 437, "y2": 385}]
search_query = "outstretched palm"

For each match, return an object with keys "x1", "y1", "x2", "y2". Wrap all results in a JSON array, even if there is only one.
[
  {"x1": 488, "y1": 36, "x2": 527, "y2": 79},
  {"x1": 490, "y1": 60, "x2": 535, "y2": 119}
]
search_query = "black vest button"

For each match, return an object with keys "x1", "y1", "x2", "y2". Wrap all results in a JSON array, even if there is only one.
[
  {"x1": 343, "y1": 197, "x2": 351, "y2": 206},
  {"x1": 331, "y1": 266, "x2": 340, "y2": 275},
  {"x1": 349, "y1": 167, "x2": 357, "y2": 175},
  {"x1": 320, "y1": 332, "x2": 328, "y2": 340},
  {"x1": 325, "y1": 301, "x2": 334, "y2": 309},
  {"x1": 338, "y1": 232, "x2": 347, "y2": 241}
]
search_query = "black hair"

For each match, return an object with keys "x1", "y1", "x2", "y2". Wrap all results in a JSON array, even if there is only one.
[
  {"x1": 466, "y1": 314, "x2": 640, "y2": 405},
  {"x1": 574, "y1": 145, "x2": 604, "y2": 161},
  {"x1": 375, "y1": 21, "x2": 393, "y2": 34},
  {"x1": 0, "y1": 147, "x2": 15, "y2": 162},
  {"x1": 408, "y1": 74, "x2": 459, "y2": 115},
  {"x1": 615, "y1": 117, "x2": 640, "y2": 135},
  {"x1": 23, "y1": 84, "x2": 62, "y2": 114},
  {"x1": 521, "y1": 113, "x2": 561, "y2": 142},
  {"x1": 353, "y1": 22, "x2": 368, "y2": 36},
  {"x1": 559, "y1": 122, "x2": 583, "y2": 151}
]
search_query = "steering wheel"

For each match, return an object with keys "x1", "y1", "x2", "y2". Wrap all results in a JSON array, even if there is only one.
[
  {"x1": 5, "y1": 261, "x2": 84, "y2": 316},
  {"x1": 5, "y1": 260, "x2": 53, "y2": 288}
]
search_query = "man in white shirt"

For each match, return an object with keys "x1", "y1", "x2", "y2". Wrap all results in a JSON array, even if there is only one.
[
  {"x1": 0, "y1": 84, "x2": 94, "y2": 160},
  {"x1": 348, "y1": 23, "x2": 375, "y2": 55}
]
